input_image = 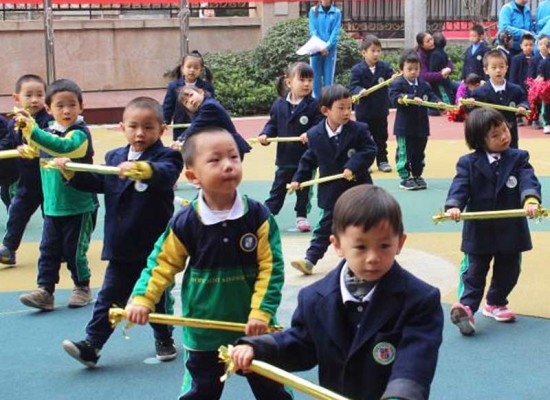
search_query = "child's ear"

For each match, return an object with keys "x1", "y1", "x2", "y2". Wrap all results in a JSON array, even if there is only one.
[
  {"x1": 45, "y1": 104, "x2": 53, "y2": 116},
  {"x1": 396, "y1": 234, "x2": 407, "y2": 255},
  {"x1": 159, "y1": 124, "x2": 167, "y2": 137},
  {"x1": 12, "y1": 93, "x2": 20, "y2": 105},
  {"x1": 320, "y1": 105, "x2": 330, "y2": 116},
  {"x1": 329, "y1": 234, "x2": 344, "y2": 257},
  {"x1": 184, "y1": 168, "x2": 199, "y2": 185},
  {"x1": 119, "y1": 122, "x2": 125, "y2": 132}
]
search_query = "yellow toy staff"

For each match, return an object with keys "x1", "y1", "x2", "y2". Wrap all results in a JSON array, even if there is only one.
[
  {"x1": 286, "y1": 172, "x2": 354, "y2": 193},
  {"x1": 432, "y1": 207, "x2": 549, "y2": 224},
  {"x1": 352, "y1": 72, "x2": 402, "y2": 103},
  {"x1": 459, "y1": 98, "x2": 531, "y2": 117},
  {"x1": 398, "y1": 97, "x2": 457, "y2": 111}
]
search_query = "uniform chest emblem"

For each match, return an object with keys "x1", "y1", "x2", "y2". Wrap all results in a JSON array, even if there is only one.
[
  {"x1": 378, "y1": 77, "x2": 385, "y2": 84},
  {"x1": 134, "y1": 181, "x2": 148, "y2": 192},
  {"x1": 422, "y1": 94, "x2": 429, "y2": 101},
  {"x1": 506, "y1": 175, "x2": 518, "y2": 188},
  {"x1": 373, "y1": 342, "x2": 396, "y2": 365},
  {"x1": 240, "y1": 233, "x2": 258, "y2": 252},
  {"x1": 299, "y1": 116, "x2": 309, "y2": 125},
  {"x1": 477, "y1": 55, "x2": 482, "y2": 61},
  {"x1": 509, "y1": 101, "x2": 516, "y2": 108},
  {"x1": 347, "y1": 148, "x2": 356, "y2": 159}
]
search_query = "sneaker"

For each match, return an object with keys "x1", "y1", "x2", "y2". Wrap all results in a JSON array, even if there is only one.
[
  {"x1": 155, "y1": 339, "x2": 177, "y2": 361},
  {"x1": 482, "y1": 304, "x2": 516, "y2": 322},
  {"x1": 450, "y1": 303, "x2": 476, "y2": 336},
  {"x1": 290, "y1": 259, "x2": 314, "y2": 275},
  {"x1": 19, "y1": 288, "x2": 54, "y2": 311},
  {"x1": 532, "y1": 120, "x2": 542, "y2": 130},
  {"x1": 544, "y1": 125, "x2": 550, "y2": 134},
  {"x1": 67, "y1": 286, "x2": 93, "y2": 308},
  {"x1": 414, "y1": 176, "x2": 428, "y2": 190},
  {"x1": 378, "y1": 162, "x2": 392, "y2": 173},
  {"x1": 0, "y1": 245, "x2": 16, "y2": 265},
  {"x1": 399, "y1": 178, "x2": 419, "y2": 191},
  {"x1": 296, "y1": 217, "x2": 311, "y2": 232},
  {"x1": 62, "y1": 339, "x2": 100, "y2": 368}
]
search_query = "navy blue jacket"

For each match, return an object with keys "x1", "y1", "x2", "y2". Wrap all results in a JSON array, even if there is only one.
[
  {"x1": 293, "y1": 119, "x2": 376, "y2": 210},
  {"x1": 261, "y1": 95, "x2": 322, "y2": 167},
  {"x1": 462, "y1": 42, "x2": 490, "y2": 79},
  {"x1": 528, "y1": 52, "x2": 545, "y2": 78},
  {"x1": 537, "y1": 56, "x2": 550, "y2": 79},
  {"x1": 68, "y1": 140, "x2": 183, "y2": 262},
  {"x1": 510, "y1": 53, "x2": 532, "y2": 90},
  {"x1": 162, "y1": 77, "x2": 215, "y2": 138},
  {"x1": 181, "y1": 96, "x2": 251, "y2": 155},
  {"x1": 350, "y1": 60, "x2": 394, "y2": 121},
  {"x1": 389, "y1": 76, "x2": 440, "y2": 137},
  {"x1": 445, "y1": 148, "x2": 541, "y2": 254},
  {"x1": 240, "y1": 261, "x2": 443, "y2": 400},
  {"x1": 0, "y1": 115, "x2": 18, "y2": 184}
]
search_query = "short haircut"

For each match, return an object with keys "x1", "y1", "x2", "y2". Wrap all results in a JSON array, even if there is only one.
[
  {"x1": 124, "y1": 96, "x2": 164, "y2": 124},
  {"x1": 320, "y1": 84, "x2": 351, "y2": 109},
  {"x1": 464, "y1": 107, "x2": 509, "y2": 150},
  {"x1": 332, "y1": 185, "x2": 404, "y2": 237},
  {"x1": 399, "y1": 49, "x2": 421, "y2": 70},
  {"x1": 520, "y1": 32, "x2": 535, "y2": 44},
  {"x1": 483, "y1": 49, "x2": 508, "y2": 67},
  {"x1": 45, "y1": 79, "x2": 83, "y2": 106},
  {"x1": 15, "y1": 74, "x2": 46, "y2": 93},
  {"x1": 432, "y1": 31, "x2": 447, "y2": 49},
  {"x1": 470, "y1": 24, "x2": 485, "y2": 36},
  {"x1": 360, "y1": 34, "x2": 382, "y2": 51},
  {"x1": 182, "y1": 127, "x2": 235, "y2": 166},
  {"x1": 464, "y1": 73, "x2": 482, "y2": 85}
]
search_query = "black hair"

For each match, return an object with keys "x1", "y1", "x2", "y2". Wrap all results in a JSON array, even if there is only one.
[
  {"x1": 164, "y1": 50, "x2": 213, "y2": 83},
  {"x1": 470, "y1": 24, "x2": 485, "y2": 36},
  {"x1": 124, "y1": 96, "x2": 164, "y2": 125},
  {"x1": 464, "y1": 73, "x2": 481, "y2": 86},
  {"x1": 177, "y1": 86, "x2": 208, "y2": 114},
  {"x1": 432, "y1": 31, "x2": 447, "y2": 49},
  {"x1": 332, "y1": 185, "x2": 404, "y2": 237},
  {"x1": 360, "y1": 34, "x2": 382, "y2": 51},
  {"x1": 15, "y1": 74, "x2": 46, "y2": 93},
  {"x1": 319, "y1": 84, "x2": 351, "y2": 109},
  {"x1": 182, "y1": 127, "x2": 235, "y2": 166},
  {"x1": 464, "y1": 107, "x2": 509, "y2": 150},
  {"x1": 520, "y1": 32, "x2": 535, "y2": 44},
  {"x1": 483, "y1": 48, "x2": 508, "y2": 67},
  {"x1": 498, "y1": 31, "x2": 513, "y2": 49},
  {"x1": 415, "y1": 31, "x2": 432, "y2": 49},
  {"x1": 399, "y1": 49, "x2": 421, "y2": 70},
  {"x1": 314, "y1": 0, "x2": 333, "y2": 17},
  {"x1": 45, "y1": 79, "x2": 83, "y2": 106},
  {"x1": 275, "y1": 62, "x2": 314, "y2": 97}
]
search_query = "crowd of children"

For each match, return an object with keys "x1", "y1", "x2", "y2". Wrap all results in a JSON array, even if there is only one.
[{"x1": 0, "y1": 12, "x2": 548, "y2": 399}]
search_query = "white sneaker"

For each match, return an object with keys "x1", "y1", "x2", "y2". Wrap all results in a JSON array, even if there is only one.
[{"x1": 543, "y1": 125, "x2": 550, "y2": 134}]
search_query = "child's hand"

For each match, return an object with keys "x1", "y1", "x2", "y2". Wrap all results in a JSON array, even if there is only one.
[
  {"x1": 463, "y1": 98, "x2": 476, "y2": 106},
  {"x1": 170, "y1": 141, "x2": 183, "y2": 151},
  {"x1": 16, "y1": 144, "x2": 39, "y2": 159},
  {"x1": 53, "y1": 157, "x2": 74, "y2": 180},
  {"x1": 413, "y1": 97, "x2": 423, "y2": 104},
  {"x1": 230, "y1": 344, "x2": 255, "y2": 373},
  {"x1": 257, "y1": 135, "x2": 270, "y2": 146},
  {"x1": 245, "y1": 318, "x2": 268, "y2": 336},
  {"x1": 517, "y1": 106, "x2": 527, "y2": 116},
  {"x1": 125, "y1": 303, "x2": 151, "y2": 325},
  {"x1": 288, "y1": 181, "x2": 301, "y2": 192},
  {"x1": 536, "y1": 75, "x2": 544, "y2": 82},
  {"x1": 299, "y1": 133, "x2": 309, "y2": 144},
  {"x1": 447, "y1": 207, "x2": 462, "y2": 221},
  {"x1": 524, "y1": 202, "x2": 539, "y2": 218},
  {"x1": 319, "y1": 48, "x2": 329, "y2": 56},
  {"x1": 359, "y1": 88, "x2": 369, "y2": 97},
  {"x1": 343, "y1": 168, "x2": 354, "y2": 180},
  {"x1": 437, "y1": 101, "x2": 447, "y2": 108},
  {"x1": 117, "y1": 161, "x2": 136, "y2": 179},
  {"x1": 391, "y1": 72, "x2": 401, "y2": 79}
]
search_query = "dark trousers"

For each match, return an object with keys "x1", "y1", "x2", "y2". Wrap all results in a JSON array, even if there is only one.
[
  {"x1": 265, "y1": 167, "x2": 311, "y2": 218},
  {"x1": 364, "y1": 117, "x2": 388, "y2": 165},
  {"x1": 306, "y1": 208, "x2": 333, "y2": 265},
  {"x1": 458, "y1": 253, "x2": 521, "y2": 313},
  {"x1": 86, "y1": 260, "x2": 174, "y2": 348},
  {"x1": 509, "y1": 123, "x2": 519, "y2": 149},
  {"x1": 179, "y1": 350, "x2": 292, "y2": 400},
  {"x1": 395, "y1": 136, "x2": 428, "y2": 180},
  {"x1": 37, "y1": 211, "x2": 96, "y2": 291}
]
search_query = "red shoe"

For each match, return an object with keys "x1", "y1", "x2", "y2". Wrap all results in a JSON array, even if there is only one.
[
  {"x1": 450, "y1": 303, "x2": 476, "y2": 336},
  {"x1": 296, "y1": 217, "x2": 311, "y2": 232},
  {"x1": 482, "y1": 304, "x2": 516, "y2": 322}
]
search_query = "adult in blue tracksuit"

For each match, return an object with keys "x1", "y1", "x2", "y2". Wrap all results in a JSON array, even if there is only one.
[
  {"x1": 536, "y1": 0, "x2": 550, "y2": 33},
  {"x1": 308, "y1": 0, "x2": 341, "y2": 99},
  {"x1": 498, "y1": 0, "x2": 534, "y2": 55}
]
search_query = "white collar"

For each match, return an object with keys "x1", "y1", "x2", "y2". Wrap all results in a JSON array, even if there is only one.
[
  {"x1": 50, "y1": 115, "x2": 84, "y2": 133},
  {"x1": 486, "y1": 152, "x2": 501, "y2": 163},
  {"x1": 128, "y1": 148, "x2": 143, "y2": 161},
  {"x1": 286, "y1": 93, "x2": 304, "y2": 106},
  {"x1": 197, "y1": 189, "x2": 244, "y2": 225},
  {"x1": 325, "y1": 119, "x2": 343, "y2": 138},
  {"x1": 490, "y1": 80, "x2": 507, "y2": 92},
  {"x1": 339, "y1": 262, "x2": 376, "y2": 304},
  {"x1": 407, "y1": 79, "x2": 419, "y2": 86}
]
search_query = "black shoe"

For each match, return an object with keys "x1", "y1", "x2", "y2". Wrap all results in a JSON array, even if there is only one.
[
  {"x1": 399, "y1": 178, "x2": 419, "y2": 191},
  {"x1": 62, "y1": 340, "x2": 100, "y2": 368},
  {"x1": 414, "y1": 176, "x2": 428, "y2": 190},
  {"x1": 155, "y1": 339, "x2": 177, "y2": 361}
]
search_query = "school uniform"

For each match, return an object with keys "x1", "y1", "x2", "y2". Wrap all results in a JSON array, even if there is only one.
[
  {"x1": 471, "y1": 80, "x2": 528, "y2": 148},
  {"x1": 293, "y1": 119, "x2": 376, "y2": 265},
  {"x1": 510, "y1": 52, "x2": 532, "y2": 91},
  {"x1": 239, "y1": 261, "x2": 443, "y2": 400},
  {"x1": 528, "y1": 52, "x2": 545, "y2": 78},
  {"x1": 0, "y1": 115, "x2": 18, "y2": 208},
  {"x1": 389, "y1": 76, "x2": 440, "y2": 180},
  {"x1": 445, "y1": 148, "x2": 541, "y2": 312},
  {"x1": 181, "y1": 96, "x2": 251, "y2": 156},
  {"x1": 162, "y1": 77, "x2": 215, "y2": 141},
  {"x1": 350, "y1": 60, "x2": 393, "y2": 165},
  {"x1": 461, "y1": 42, "x2": 490, "y2": 80},
  {"x1": 262, "y1": 95, "x2": 322, "y2": 217},
  {"x1": 67, "y1": 139, "x2": 183, "y2": 348}
]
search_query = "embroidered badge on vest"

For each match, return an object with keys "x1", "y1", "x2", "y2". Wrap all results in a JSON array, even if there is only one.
[
  {"x1": 477, "y1": 55, "x2": 482, "y2": 61},
  {"x1": 506, "y1": 175, "x2": 518, "y2": 189},
  {"x1": 509, "y1": 101, "x2": 516, "y2": 108},
  {"x1": 300, "y1": 116, "x2": 309, "y2": 125},
  {"x1": 347, "y1": 148, "x2": 356, "y2": 159},
  {"x1": 372, "y1": 342, "x2": 396, "y2": 365},
  {"x1": 134, "y1": 181, "x2": 148, "y2": 192},
  {"x1": 240, "y1": 233, "x2": 258, "y2": 252},
  {"x1": 422, "y1": 94, "x2": 429, "y2": 101},
  {"x1": 378, "y1": 77, "x2": 385, "y2": 84}
]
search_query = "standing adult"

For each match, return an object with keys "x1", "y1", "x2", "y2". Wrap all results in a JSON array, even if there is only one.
[
  {"x1": 308, "y1": 0, "x2": 341, "y2": 98},
  {"x1": 498, "y1": 0, "x2": 534, "y2": 56},
  {"x1": 536, "y1": 0, "x2": 550, "y2": 33}
]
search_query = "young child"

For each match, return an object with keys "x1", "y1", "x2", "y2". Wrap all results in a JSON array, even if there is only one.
[
  {"x1": 231, "y1": 184, "x2": 444, "y2": 400},
  {"x1": 289, "y1": 84, "x2": 377, "y2": 275},
  {"x1": 350, "y1": 34, "x2": 395, "y2": 173},
  {"x1": 528, "y1": 35, "x2": 549, "y2": 129},
  {"x1": 259, "y1": 62, "x2": 322, "y2": 232},
  {"x1": 445, "y1": 107, "x2": 541, "y2": 336},
  {"x1": 462, "y1": 24, "x2": 489, "y2": 80},
  {"x1": 510, "y1": 33, "x2": 534, "y2": 91},
  {"x1": 162, "y1": 50, "x2": 215, "y2": 141},
  {"x1": 61, "y1": 97, "x2": 184, "y2": 367},
  {"x1": 176, "y1": 86, "x2": 251, "y2": 157},
  {"x1": 0, "y1": 74, "x2": 53, "y2": 265},
  {"x1": 468, "y1": 49, "x2": 529, "y2": 148},
  {"x1": 389, "y1": 50, "x2": 445, "y2": 191},
  {"x1": 455, "y1": 73, "x2": 482, "y2": 104},
  {"x1": 429, "y1": 31, "x2": 456, "y2": 105},
  {"x1": 0, "y1": 114, "x2": 17, "y2": 210},
  {"x1": 126, "y1": 127, "x2": 292, "y2": 400},
  {"x1": 16, "y1": 79, "x2": 97, "y2": 311},
  {"x1": 496, "y1": 31, "x2": 514, "y2": 81}
]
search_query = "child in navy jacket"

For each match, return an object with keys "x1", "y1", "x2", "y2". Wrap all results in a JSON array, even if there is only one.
[
  {"x1": 461, "y1": 25, "x2": 489, "y2": 80},
  {"x1": 446, "y1": 108, "x2": 541, "y2": 336},
  {"x1": 232, "y1": 185, "x2": 444, "y2": 400},
  {"x1": 0, "y1": 115, "x2": 17, "y2": 210},
  {"x1": 259, "y1": 62, "x2": 322, "y2": 232},
  {"x1": 509, "y1": 33, "x2": 535, "y2": 92},
  {"x1": 289, "y1": 85, "x2": 376, "y2": 275}
]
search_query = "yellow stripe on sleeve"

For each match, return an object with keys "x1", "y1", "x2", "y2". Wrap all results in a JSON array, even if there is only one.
[{"x1": 249, "y1": 220, "x2": 273, "y2": 324}]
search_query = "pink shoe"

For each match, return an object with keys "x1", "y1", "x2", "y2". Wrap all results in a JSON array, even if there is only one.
[
  {"x1": 296, "y1": 217, "x2": 311, "y2": 232},
  {"x1": 482, "y1": 304, "x2": 516, "y2": 322},
  {"x1": 450, "y1": 303, "x2": 476, "y2": 336}
]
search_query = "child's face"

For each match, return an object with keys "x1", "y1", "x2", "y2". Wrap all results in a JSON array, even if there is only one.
[
  {"x1": 181, "y1": 56, "x2": 202, "y2": 83},
  {"x1": 469, "y1": 31, "x2": 482, "y2": 44},
  {"x1": 120, "y1": 107, "x2": 165, "y2": 152},
  {"x1": 401, "y1": 61, "x2": 420, "y2": 82},
  {"x1": 484, "y1": 122, "x2": 511, "y2": 153},
  {"x1": 184, "y1": 132, "x2": 242, "y2": 197},
  {"x1": 321, "y1": 98, "x2": 352, "y2": 127},
  {"x1": 320, "y1": 0, "x2": 331, "y2": 7},
  {"x1": 521, "y1": 40, "x2": 534, "y2": 56},
  {"x1": 180, "y1": 88, "x2": 204, "y2": 114},
  {"x1": 46, "y1": 91, "x2": 82, "y2": 127},
  {"x1": 286, "y1": 74, "x2": 313, "y2": 99},
  {"x1": 467, "y1": 83, "x2": 480, "y2": 92},
  {"x1": 484, "y1": 57, "x2": 508, "y2": 85},
  {"x1": 539, "y1": 38, "x2": 550, "y2": 56},
  {"x1": 14, "y1": 81, "x2": 46, "y2": 116},
  {"x1": 330, "y1": 222, "x2": 406, "y2": 282},
  {"x1": 361, "y1": 44, "x2": 382, "y2": 66}
]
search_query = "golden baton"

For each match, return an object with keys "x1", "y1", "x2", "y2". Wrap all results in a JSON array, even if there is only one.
[
  {"x1": 248, "y1": 137, "x2": 303, "y2": 145},
  {"x1": 398, "y1": 97, "x2": 457, "y2": 111},
  {"x1": 352, "y1": 73, "x2": 403, "y2": 103},
  {"x1": 286, "y1": 172, "x2": 353, "y2": 193},
  {"x1": 459, "y1": 99, "x2": 530, "y2": 116},
  {"x1": 432, "y1": 207, "x2": 549, "y2": 224}
]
